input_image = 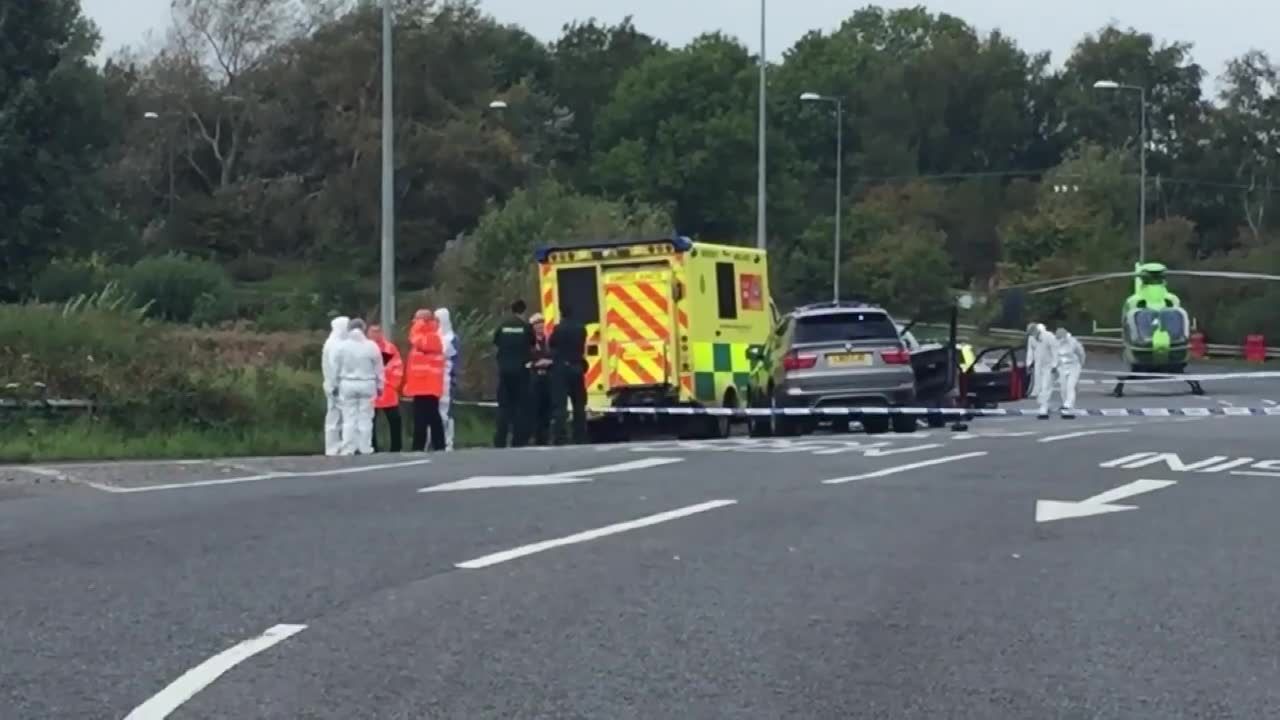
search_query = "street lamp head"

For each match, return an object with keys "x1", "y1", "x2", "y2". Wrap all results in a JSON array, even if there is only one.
[
  {"x1": 143, "y1": 111, "x2": 160, "y2": 119},
  {"x1": 488, "y1": 100, "x2": 508, "y2": 110},
  {"x1": 1093, "y1": 80, "x2": 1121, "y2": 90},
  {"x1": 799, "y1": 92, "x2": 823, "y2": 102}
]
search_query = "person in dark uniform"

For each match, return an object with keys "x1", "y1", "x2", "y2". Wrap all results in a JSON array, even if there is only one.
[
  {"x1": 524, "y1": 313, "x2": 554, "y2": 445},
  {"x1": 549, "y1": 304, "x2": 588, "y2": 445},
  {"x1": 492, "y1": 299, "x2": 534, "y2": 447}
]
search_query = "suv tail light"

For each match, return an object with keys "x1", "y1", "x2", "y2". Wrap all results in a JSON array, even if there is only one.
[
  {"x1": 880, "y1": 348, "x2": 911, "y2": 364},
  {"x1": 783, "y1": 352, "x2": 817, "y2": 371}
]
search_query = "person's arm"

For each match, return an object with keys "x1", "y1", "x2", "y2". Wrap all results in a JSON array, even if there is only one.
[{"x1": 374, "y1": 348, "x2": 385, "y2": 396}]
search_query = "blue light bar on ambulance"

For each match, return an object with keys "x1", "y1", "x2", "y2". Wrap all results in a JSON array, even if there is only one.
[{"x1": 534, "y1": 235, "x2": 694, "y2": 263}]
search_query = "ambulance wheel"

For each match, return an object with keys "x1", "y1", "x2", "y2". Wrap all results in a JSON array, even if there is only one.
[{"x1": 712, "y1": 390, "x2": 737, "y2": 438}]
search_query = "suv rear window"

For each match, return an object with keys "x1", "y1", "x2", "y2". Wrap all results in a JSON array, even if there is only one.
[{"x1": 794, "y1": 312, "x2": 899, "y2": 343}]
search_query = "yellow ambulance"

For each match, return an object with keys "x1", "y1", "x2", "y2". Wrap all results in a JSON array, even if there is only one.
[{"x1": 535, "y1": 236, "x2": 776, "y2": 438}]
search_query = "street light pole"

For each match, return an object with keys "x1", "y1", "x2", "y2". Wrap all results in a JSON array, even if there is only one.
[
  {"x1": 1138, "y1": 86, "x2": 1147, "y2": 264},
  {"x1": 1093, "y1": 80, "x2": 1147, "y2": 264},
  {"x1": 143, "y1": 111, "x2": 175, "y2": 216},
  {"x1": 380, "y1": 0, "x2": 396, "y2": 332},
  {"x1": 800, "y1": 92, "x2": 844, "y2": 301},
  {"x1": 756, "y1": 0, "x2": 767, "y2": 250}
]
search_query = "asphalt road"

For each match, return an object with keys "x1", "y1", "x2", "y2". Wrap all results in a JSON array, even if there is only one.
[{"x1": 5, "y1": 362, "x2": 1280, "y2": 718}]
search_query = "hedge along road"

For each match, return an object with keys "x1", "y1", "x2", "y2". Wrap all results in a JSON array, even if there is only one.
[{"x1": 4, "y1": 383, "x2": 1280, "y2": 717}]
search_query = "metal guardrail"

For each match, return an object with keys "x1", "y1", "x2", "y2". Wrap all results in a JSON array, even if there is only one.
[{"x1": 0, "y1": 383, "x2": 94, "y2": 411}]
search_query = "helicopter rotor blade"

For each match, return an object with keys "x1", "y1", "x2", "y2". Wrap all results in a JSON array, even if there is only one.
[
  {"x1": 1164, "y1": 270, "x2": 1280, "y2": 282},
  {"x1": 1023, "y1": 272, "x2": 1138, "y2": 294},
  {"x1": 1000, "y1": 271, "x2": 1135, "y2": 293}
]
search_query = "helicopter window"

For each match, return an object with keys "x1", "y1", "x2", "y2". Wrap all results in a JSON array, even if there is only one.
[
  {"x1": 1159, "y1": 309, "x2": 1187, "y2": 341},
  {"x1": 1128, "y1": 310, "x2": 1158, "y2": 342}
]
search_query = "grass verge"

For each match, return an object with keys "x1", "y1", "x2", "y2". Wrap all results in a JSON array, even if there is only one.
[{"x1": 0, "y1": 404, "x2": 495, "y2": 463}]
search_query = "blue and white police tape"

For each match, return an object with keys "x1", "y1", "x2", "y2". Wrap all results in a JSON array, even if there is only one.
[{"x1": 586, "y1": 405, "x2": 1280, "y2": 418}]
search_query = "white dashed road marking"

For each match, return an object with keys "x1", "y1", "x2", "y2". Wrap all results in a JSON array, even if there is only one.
[
  {"x1": 123, "y1": 623, "x2": 306, "y2": 719},
  {"x1": 455, "y1": 499, "x2": 738, "y2": 569},
  {"x1": 822, "y1": 451, "x2": 989, "y2": 485},
  {"x1": 1039, "y1": 428, "x2": 1132, "y2": 443}
]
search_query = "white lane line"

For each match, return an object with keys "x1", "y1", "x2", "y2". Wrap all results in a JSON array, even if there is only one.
[
  {"x1": 1038, "y1": 428, "x2": 1132, "y2": 443},
  {"x1": 419, "y1": 457, "x2": 683, "y2": 493},
  {"x1": 87, "y1": 459, "x2": 433, "y2": 494},
  {"x1": 123, "y1": 623, "x2": 306, "y2": 719},
  {"x1": 455, "y1": 499, "x2": 738, "y2": 569},
  {"x1": 821, "y1": 451, "x2": 988, "y2": 485}
]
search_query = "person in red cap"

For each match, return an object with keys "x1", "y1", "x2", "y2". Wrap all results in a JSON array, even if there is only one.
[{"x1": 368, "y1": 324, "x2": 404, "y2": 452}]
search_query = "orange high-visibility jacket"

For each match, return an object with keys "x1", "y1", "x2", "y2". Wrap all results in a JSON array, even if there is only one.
[
  {"x1": 403, "y1": 318, "x2": 445, "y2": 398},
  {"x1": 374, "y1": 336, "x2": 404, "y2": 409}
]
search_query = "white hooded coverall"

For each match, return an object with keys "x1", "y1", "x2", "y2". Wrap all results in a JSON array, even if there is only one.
[
  {"x1": 1055, "y1": 329, "x2": 1086, "y2": 413},
  {"x1": 335, "y1": 328, "x2": 385, "y2": 455},
  {"x1": 1029, "y1": 325, "x2": 1059, "y2": 415},
  {"x1": 436, "y1": 308, "x2": 459, "y2": 451},
  {"x1": 322, "y1": 316, "x2": 350, "y2": 456}
]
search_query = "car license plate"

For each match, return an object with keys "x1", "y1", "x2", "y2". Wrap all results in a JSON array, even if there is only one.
[{"x1": 828, "y1": 352, "x2": 871, "y2": 367}]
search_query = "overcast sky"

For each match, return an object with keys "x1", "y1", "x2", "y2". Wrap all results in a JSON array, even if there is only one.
[{"x1": 86, "y1": 0, "x2": 1274, "y2": 90}]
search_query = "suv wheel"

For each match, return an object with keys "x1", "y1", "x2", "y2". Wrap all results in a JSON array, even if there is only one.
[
  {"x1": 862, "y1": 414, "x2": 891, "y2": 435},
  {"x1": 769, "y1": 392, "x2": 797, "y2": 437},
  {"x1": 748, "y1": 390, "x2": 772, "y2": 437}
]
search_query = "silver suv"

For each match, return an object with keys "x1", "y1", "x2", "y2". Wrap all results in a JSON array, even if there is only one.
[{"x1": 747, "y1": 302, "x2": 918, "y2": 435}]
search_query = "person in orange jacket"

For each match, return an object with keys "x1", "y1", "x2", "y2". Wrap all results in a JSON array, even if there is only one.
[
  {"x1": 368, "y1": 325, "x2": 404, "y2": 452},
  {"x1": 402, "y1": 309, "x2": 446, "y2": 451}
]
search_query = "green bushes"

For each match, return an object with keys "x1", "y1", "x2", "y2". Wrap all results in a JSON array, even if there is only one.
[
  {"x1": 31, "y1": 259, "x2": 108, "y2": 302},
  {"x1": 123, "y1": 253, "x2": 236, "y2": 324}
]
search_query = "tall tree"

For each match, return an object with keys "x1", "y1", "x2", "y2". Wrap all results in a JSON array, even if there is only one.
[{"x1": 0, "y1": 0, "x2": 111, "y2": 299}]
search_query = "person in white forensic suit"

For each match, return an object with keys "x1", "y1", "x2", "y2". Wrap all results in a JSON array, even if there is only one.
[
  {"x1": 322, "y1": 316, "x2": 350, "y2": 456},
  {"x1": 1024, "y1": 322, "x2": 1040, "y2": 395},
  {"x1": 334, "y1": 318, "x2": 384, "y2": 455},
  {"x1": 1028, "y1": 323, "x2": 1059, "y2": 418},
  {"x1": 1055, "y1": 327, "x2": 1086, "y2": 417},
  {"x1": 435, "y1": 307, "x2": 460, "y2": 451}
]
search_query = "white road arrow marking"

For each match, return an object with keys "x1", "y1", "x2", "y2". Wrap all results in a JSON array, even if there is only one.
[
  {"x1": 1035, "y1": 479, "x2": 1176, "y2": 523},
  {"x1": 418, "y1": 457, "x2": 683, "y2": 493}
]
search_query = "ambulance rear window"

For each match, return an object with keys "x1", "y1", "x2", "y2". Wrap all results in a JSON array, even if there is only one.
[
  {"x1": 557, "y1": 267, "x2": 600, "y2": 324},
  {"x1": 715, "y1": 262, "x2": 737, "y2": 320},
  {"x1": 795, "y1": 312, "x2": 898, "y2": 343}
]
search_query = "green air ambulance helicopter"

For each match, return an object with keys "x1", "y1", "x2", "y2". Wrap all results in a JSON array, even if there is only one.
[{"x1": 1006, "y1": 261, "x2": 1280, "y2": 397}]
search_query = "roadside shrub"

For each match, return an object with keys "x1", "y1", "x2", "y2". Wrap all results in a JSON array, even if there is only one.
[
  {"x1": 124, "y1": 253, "x2": 235, "y2": 323},
  {"x1": 31, "y1": 259, "x2": 107, "y2": 302},
  {"x1": 225, "y1": 253, "x2": 276, "y2": 283}
]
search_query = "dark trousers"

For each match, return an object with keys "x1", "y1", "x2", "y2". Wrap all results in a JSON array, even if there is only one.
[
  {"x1": 372, "y1": 405, "x2": 402, "y2": 453},
  {"x1": 412, "y1": 396, "x2": 445, "y2": 451},
  {"x1": 495, "y1": 371, "x2": 529, "y2": 448},
  {"x1": 550, "y1": 364, "x2": 587, "y2": 445},
  {"x1": 527, "y1": 373, "x2": 552, "y2": 445}
]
